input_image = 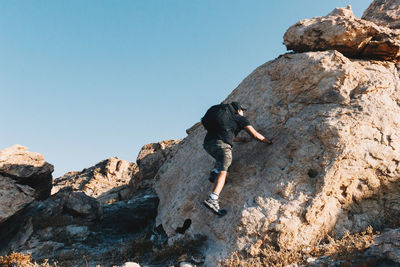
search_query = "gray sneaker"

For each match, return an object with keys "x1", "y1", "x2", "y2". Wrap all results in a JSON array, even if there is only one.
[{"x1": 203, "y1": 197, "x2": 227, "y2": 216}]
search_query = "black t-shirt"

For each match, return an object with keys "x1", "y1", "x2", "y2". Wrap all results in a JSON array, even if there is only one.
[{"x1": 204, "y1": 107, "x2": 251, "y2": 146}]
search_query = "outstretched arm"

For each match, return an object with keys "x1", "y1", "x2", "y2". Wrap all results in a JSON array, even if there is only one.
[
  {"x1": 233, "y1": 137, "x2": 252, "y2": 143},
  {"x1": 244, "y1": 125, "x2": 272, "y2": 144}
]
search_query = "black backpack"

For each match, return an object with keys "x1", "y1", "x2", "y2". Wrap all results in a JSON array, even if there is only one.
[{"x1": 201, "y1": 104, "x2": 232, "y2": 132}]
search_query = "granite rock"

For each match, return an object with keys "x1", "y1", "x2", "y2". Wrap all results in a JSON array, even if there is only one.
[
  {"x1": 129, "y1": 140, "x2": 181, "y2": 190},
  {"x1": 362, "y1": 0, "x2": 400, "y2": 29},
  {"x1": 366, "y1": 228, "x2": 400, "y2": 263},
  {"x1": 52, "y1": 157, "x2": 137, "y2": 204},
  {"x1": 0, "y1": 176, "x2": 35, "y2": 224},
  {"x1": 154, "y1": 50, "x2": 400, "y2": 265},
  {"x1": 0, "y1": 145, "x2": 53, "y2": 199},
  {"x1": 284, "y1": 6, "x2": 400, "y2": 60}
]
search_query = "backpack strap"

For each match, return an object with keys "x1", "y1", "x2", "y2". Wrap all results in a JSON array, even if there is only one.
[{"x1": 228, "y1": 103, "x2": 237, "y2": 114}]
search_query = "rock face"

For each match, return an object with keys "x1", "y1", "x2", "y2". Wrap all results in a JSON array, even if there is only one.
[
  {"x1": 367, "y1": 228, "x2": 400, "y2": 263},
  {"x1": 52, "y1": 140, "x2": 181, "y2": 205},
  {"x1": 0, "y1": 145, "x2": 53, "y2": 224},
  {"x1": 52, "y1": 157, "x2": 137, "y2": 204},
  {"x1": 283, "y1": 6, "x2": 400, "y2": 60},
  {"x1": 0, "y1": 187, "x2": 102, "y2": 253},
  {"x1": 0, "y1": 176, "x2": 35, "y2": 223},
  {"x1": 0, "y1": 145, "x2": 54, "y2": 200},
  {"x1": 155, "y1": 49, "x2": 400, "y2": 265},
  {"x1": 0, "y1": 186, "x2": 159, "y2": 267},
  {"x1": 130, "y1": 140, "x2": 181, "y2": 190},
  {"x1": 362, "y1": 0, "x2": 400, "y2": 29},
  {"x1": 0, "y1": 140, "x2": 182, "y2": 266}
]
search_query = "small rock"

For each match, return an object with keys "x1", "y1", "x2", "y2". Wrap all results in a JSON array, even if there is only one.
[
  {"x1": 306, "y1": 257, "x2": 316, "y2": 263},
  {"x1": 120, "y1": 262, "x2": 140, "y2": 267},
  {"x1": 65, "y1": 191, "x2": 103, "y2": 220},
  {"x1": 179, "y1": 262, "x2": 193, "y2": 267},
  {"x1": 65, "y1": 225, "x2": 89, "y2": 241}
]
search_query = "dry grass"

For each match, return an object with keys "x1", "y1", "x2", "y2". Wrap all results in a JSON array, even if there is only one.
[
  {"x1": 152, "y1": 235, "x2": 206, "y2": 264},
  {"x1": 313, "y1": 226, "x2": 376, "y2": 259},
  {"x1": 0, "y1": 252, "x2": 57, "y2": 267},
  {"x1": 130, "y1": 234, "x2": 206, "y2": 266},
  {"x1": 222, "y1": 226, "x2": 377, "y2": 267}
]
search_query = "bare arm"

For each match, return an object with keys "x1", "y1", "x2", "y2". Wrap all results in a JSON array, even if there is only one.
[
  {"x1": 233, "y1": 137, "x2": 252, "y2": 143},
  {"x1": 244, "y1": 125, "x2": 272, "y2": 144}
]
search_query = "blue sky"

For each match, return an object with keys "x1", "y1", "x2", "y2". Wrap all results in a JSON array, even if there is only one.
[{"x1": 0, "y1": 0, "x2": 371, "y2": 177}]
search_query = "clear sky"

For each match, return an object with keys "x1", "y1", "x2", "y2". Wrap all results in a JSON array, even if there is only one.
[{"x1": 1, "y1": 0, "x2": 371, "y2": 177}]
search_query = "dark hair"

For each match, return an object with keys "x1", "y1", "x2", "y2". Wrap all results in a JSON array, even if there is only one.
[{"x1": 230, "y1": 101, "x2": 247, "y2": 111}]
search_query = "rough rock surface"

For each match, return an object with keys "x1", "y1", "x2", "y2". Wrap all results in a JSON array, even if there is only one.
[
  {"x1": 0, "y1": 145, "x2": 53, "y2": 224},
  {"x1": 0, "y1": 140, "x2": 183, "y2": 266},
  {"x1": 366, "y1": 228, "x2": 400, "y2": 263},
  {"x1": 52, "y1": 157, "x2": 137, "y2": 204},
  {"x1": 283, "y1": 6, "x2": 400, "y2": 60},
  {"x1": 0, "y1": 187, "x2": 102, "y2": 253},
  {"x1": 0, "y1": 145, "x2": 54, "y2": 199},
  {"x1": 0, "y1": 176, "x2": 35, "y2": 223},
  {"x1": 52, "y1": 140, "x2": 181, "y2": 205},
  {"x1": 155, "y1": 50, "x2": 400, "y2": 265},
  {"x1": 130, "y1": 140, "x2": 181, "y2": 190},
  {"x1": 362, "y1": 0, "x2": 400, "y2": 29},
  {"x1": 0, "y1": 186, "x2": 158, "y2": 267}
]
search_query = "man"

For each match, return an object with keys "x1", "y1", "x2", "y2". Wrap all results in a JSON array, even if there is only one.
[{"x1": 201, "y1": 101, "x2": 271, "y2": 216}]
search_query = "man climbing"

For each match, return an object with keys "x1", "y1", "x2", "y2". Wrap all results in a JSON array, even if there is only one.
[{"x1": 201, "y1": 101, "x2": 272, "y2": 216}]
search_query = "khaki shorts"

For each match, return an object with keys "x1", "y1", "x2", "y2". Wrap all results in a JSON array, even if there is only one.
[{"x1": 203, "y1": 139, "x2": 232, "y2": 171}]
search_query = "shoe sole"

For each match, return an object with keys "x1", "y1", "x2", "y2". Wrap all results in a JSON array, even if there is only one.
[{"x1": 203, "y1": 201, "x2": 227, "y2": 216}]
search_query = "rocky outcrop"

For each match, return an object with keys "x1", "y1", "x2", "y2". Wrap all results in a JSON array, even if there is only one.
[
  {"x1": 6, "y1": 1, "x2": 400, "y2": 266},
  {"x1": 0, "y1": 145, "x2": 54, "y2": 200},
  {"x1": 366, "y1": 228, "x2": 400, "y2": 263},
  {"x1": 0, "y1": 140, "x2": 183, "y2": 266},
  {"x1": 52, "y1": 157, "x2": 137, "y2": 204},
  {"x1": 0, "y1": 176, "x2": 35, "y2": 223},
  {"x1": 283, "y1": 6, "x2": 400, "y2": 60},
  {"x1": 0, "y1": 187, "x2": 102, "y2": 253},
  {"x1": 0, "y1": 186, "x2": 159, "y2": 267},
  {"x1": 155, "y1": 49, "x2": 400, "y2": 265},
  {"x1": 129, "y1": 140, "x2": 181, "y2": 190},
  {"x1": 362, "y1": 0, "x2": 400, "y2": 29},
  {"x1": 52, "y1": 140, "x2": 181, "y2": 205},
  {"x1": 0, "y1": 145, "x2": 53, "y2": 224}
]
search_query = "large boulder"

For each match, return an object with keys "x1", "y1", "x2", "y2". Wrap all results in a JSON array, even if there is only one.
[
  {"x1": 52, "y1": 157, "x2": 138, "y2": 204},
  {"x1": 283, "y1": 6, "x2": 400, "y2": 60},
  {"x1": 0, "y1": 145, "x2": 53, "y2": 224},
  {"x1": 154, "y1": 50, "x2": 400, "y2": 265},
  {"x1": 0, "y1": 176, "x2": 35, "y2": 224},
  {"x1": 0, "y1": 145, "x2": 54, "y2": 199},
  {"x1": 362, "y1": 0, "x2": 400, "y2": 29}
]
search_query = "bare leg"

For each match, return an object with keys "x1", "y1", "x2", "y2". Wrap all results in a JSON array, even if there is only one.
[{"x1": 212, "y1": 171, "x2": 228, "y2": 195}]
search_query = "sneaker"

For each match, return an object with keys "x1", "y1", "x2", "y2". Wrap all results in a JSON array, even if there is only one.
[
  {"x1": 203, "y1": 197, "x2": 227, "y2": 216},
  {"x1": 208, "y1": 171, "x2": 219, "y2": 183}
]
